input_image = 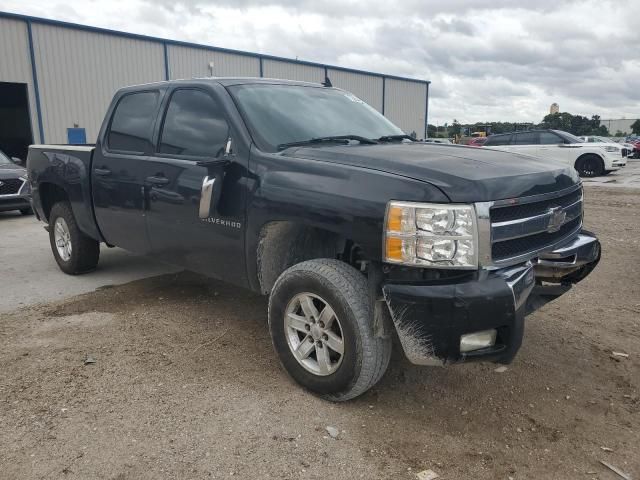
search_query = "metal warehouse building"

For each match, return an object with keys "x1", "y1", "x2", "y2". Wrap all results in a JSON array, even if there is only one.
[{"x1": 0, "y1": 11, "x2": 430, "y2": 160}]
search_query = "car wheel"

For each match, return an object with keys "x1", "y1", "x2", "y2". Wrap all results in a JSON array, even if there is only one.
[
  {"x1": 49, "y1": 201, "x2": 100, "y2": 274},
  {"x1": 602, "y1": 170, "x2": 613, "y2": 175},
  {"x1": 268, "y1": 259, "x2": 392, "y2": 402},
  {"x1": 19, "y1": 207, "x2": 33, "y2": 215},
  {"x1": 575, "y1": 154, "x2": 604, "y2": 177}
]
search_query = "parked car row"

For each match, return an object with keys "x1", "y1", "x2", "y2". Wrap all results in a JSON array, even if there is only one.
[
  {"x1": 624, "y1": 136, "x2": 640, "y2": 158},
  {"x1": 482, "y1": 129, "x2": 627, "y2": 177},
  {"x1": 580, "y1": 136, "x2": 639, "y2": 159}
]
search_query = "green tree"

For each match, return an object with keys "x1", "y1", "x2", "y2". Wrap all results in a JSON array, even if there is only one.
[
  {"x1": 450, "y1": 119, "x2": 462, "y2": 135},
  {"x1": 631, "y1": 119, "x2": 640, "y2": 135},
  {"x1": 427, "y1": 124, "x2": 438, "y2": 137}
]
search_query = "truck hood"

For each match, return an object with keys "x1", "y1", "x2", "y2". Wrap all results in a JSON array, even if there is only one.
[{"x1": 283, "y1": 143, "x2": 579, "y2": 202}]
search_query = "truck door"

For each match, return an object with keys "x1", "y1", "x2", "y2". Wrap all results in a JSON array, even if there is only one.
[
  {"x1": 92, "y1": 90, "x2": 163, "y2": 254},
  {"x1": 142, "y1": 87, "x2": 247, "y2": 286}
]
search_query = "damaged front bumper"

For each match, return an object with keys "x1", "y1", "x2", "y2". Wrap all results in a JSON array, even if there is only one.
[{"x1": 382, "y1": 230, "x2": 601, "y2": 366}]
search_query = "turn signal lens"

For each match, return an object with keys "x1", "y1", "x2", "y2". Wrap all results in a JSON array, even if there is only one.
[
  {"x1": 387, "y1": 206, "x2": 403, "y2": 232},
  {"x1": 385, "y1": 236, "x2": 403, "y2": 261}
]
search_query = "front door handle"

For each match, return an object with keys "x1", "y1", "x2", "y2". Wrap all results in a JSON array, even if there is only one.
[
  {"x1": 94, "y1": 168, "x2": 111, "y2": 176},
  {"x1": 146, "y1": 175, "x2": 169, "y2": 186}
]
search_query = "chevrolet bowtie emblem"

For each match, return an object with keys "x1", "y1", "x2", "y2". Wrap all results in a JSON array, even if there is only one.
[{"x1": 546, "y1": 206, "x2": 566, "y2": 233}]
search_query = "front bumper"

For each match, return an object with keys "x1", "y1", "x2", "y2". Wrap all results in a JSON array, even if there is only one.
[
  {"x1": 607, "y1": 154, "x2": 627, "y2": 169},
  {"x1": 0, "y1": 196, "x2": 31, "y2": 212},
  {"x1": 382, "y1": 230, "x2": 600, "y2": 366}
]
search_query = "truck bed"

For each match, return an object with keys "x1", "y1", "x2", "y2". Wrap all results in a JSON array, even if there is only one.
[{"x1": 27, "y1": 144, "x2": 101, "y2": 241}]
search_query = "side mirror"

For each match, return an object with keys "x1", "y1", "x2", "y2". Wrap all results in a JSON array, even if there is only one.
[{"x1": 11, "y1": 157, "x2": 24, "y2": 165}]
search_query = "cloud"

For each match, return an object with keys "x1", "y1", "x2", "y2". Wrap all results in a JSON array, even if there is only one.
[{"x1": 1, "y1": 0, "x2": 639, "y2": 124}]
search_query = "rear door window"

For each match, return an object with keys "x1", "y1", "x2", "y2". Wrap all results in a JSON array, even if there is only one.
[
  {"x1": 513, "y1": 132, "x2": 538, "y2": 145},
  {"x1": 158, "y1": 89, "x2": 229, "y2": 158},
  {"x1": 485, "y1": 134, "x2": 512, "y2": 146},
  {"x1": 539, "y1": 132, "x2": 563, "y2": 145},
  {"x1": 107, "y1": 91, "x2": 160, "y2": 153}
]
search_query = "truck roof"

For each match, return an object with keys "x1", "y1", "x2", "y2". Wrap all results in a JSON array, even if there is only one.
[{"x1": 117, "y1": 77, "x2": 325, "y2": 92}]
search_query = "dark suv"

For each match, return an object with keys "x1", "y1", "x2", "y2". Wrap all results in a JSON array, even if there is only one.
[{"x1": 0, "y1": 149, "x2": 31, "y2": 215}]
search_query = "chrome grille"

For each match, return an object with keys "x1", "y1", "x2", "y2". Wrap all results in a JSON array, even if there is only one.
[{"x1": 488, "y1": 185, "x2": 583, "y2": 264}]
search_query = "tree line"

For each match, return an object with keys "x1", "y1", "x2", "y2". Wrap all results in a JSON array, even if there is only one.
[{"x1": 428, "y1": 114, "x2": 640, "y2": 138}]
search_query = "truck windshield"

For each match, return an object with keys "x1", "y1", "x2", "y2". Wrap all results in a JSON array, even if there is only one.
[{"x1": 228, "y1": 84, "x2": 405, "y2": 152}]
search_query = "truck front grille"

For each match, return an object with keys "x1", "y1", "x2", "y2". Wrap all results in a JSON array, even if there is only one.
[
  {"x1": 0, "y1": 178, "x2": 23, "y2": 195},
  {"x1": 489, "y1": 185, "x2": 583, "y2": 263}
]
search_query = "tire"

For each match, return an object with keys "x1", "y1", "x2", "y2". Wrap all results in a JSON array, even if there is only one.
[
  {"x1": 268, "y1": 259, "x2": 392, "y2": 402},
  {"x1": 19, "y1": 207, "x2": 33, "y2": 215},
  {"x1": 575, "y1": 154, "x2": 604, "y2": 177},
  {"x1": 603, "y1": 170, "x2": 613, "y2": 175},
  {"x1": 49, "y1": 201, "x2": 100, "y2": 274}
]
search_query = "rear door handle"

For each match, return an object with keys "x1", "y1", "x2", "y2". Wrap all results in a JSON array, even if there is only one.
[
  {"x1": 146, "y1": 175, "x2": 170, "y2": 186},
  {"x1": 94, "y1": 168, "x2": 111, "y2": 176}
]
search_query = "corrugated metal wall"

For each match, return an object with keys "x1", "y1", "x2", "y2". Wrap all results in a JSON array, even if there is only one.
[
  {"x1": 0, "y1": 17, "x2": 40, "y2": 142},
  {"x1": 168, "y1": 45, "x2": 260, "y2": 79},
  {"x1": 384, "y1": 78, "x2": 427, "y2": 137},
  {"x1": 262, "y1": 60, "x2": 324, "y2": 83},
  {"x1": 0, "y1": 14, "x2": 429, "y2": 146},
  {"x1": 31, "y1": 23, "x2": 165, "y2": 143},
  {"x1": 328, "y1": 69, "x2": 384, "y2": 113}
]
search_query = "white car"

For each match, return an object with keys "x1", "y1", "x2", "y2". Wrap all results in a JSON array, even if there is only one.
[
  {"x1": 580, "y1": 136, "x2": 637, "y2": 158},
  {"x1": 483, "y1": 129, "x2": 627, "y2": 177}
]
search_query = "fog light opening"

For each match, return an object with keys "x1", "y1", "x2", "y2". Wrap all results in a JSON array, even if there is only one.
[{"x1": 460, "y1": 329, "x2": 497, "y2": 353}]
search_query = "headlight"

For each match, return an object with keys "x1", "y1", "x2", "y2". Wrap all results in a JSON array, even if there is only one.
[
  {"x1": 384, "y1": 201, "x2": 478, "y2": 268},
  {"x1": 604, "y1": 146, "x2": 620, "y2": 153}
]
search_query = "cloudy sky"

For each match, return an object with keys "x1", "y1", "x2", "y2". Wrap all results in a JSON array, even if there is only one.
[{"x1": 2, "y1": 0, "x2": 639, "y2": 124}]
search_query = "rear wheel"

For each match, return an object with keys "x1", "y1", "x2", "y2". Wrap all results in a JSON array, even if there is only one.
[
  {"x1": 19, "y1": 207, "x2": 33, "y2": 215},
  {"x1": 575, "y1": 154, "x2": 604, "y2": 177},
  {"x1": 268, "y1": 259, "x2": 392, "y2": 402},
  {"x1": 49, "y1": 201, "x2": 100, "y2": 274}
]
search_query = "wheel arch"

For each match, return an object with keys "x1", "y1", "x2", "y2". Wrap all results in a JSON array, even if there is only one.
[
  {"x1": 574, "y1": 152, "x2": 605, "y2": 177},
  {"x1": 574, "y1": 152, "x2": 604, "y2": 168},
  {"x1": 38, "y1": 181, "x2": 70, "y2": 222},
  {"x1": 256, "y1": 221, "x2": 364, "y2": 295}
]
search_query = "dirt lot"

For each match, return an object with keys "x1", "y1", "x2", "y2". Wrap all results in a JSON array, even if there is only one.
[{"x1": 1, "y1": 187, "x2": 638, "y2": 480}]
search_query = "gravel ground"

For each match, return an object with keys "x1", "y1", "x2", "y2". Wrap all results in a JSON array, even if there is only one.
[{"x1": 0, "y1": 186, "x2": 638, "y2": 480}]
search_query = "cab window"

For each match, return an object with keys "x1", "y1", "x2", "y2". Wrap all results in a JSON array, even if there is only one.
[
  {"x1": 107, "y1": 91, "x2": 160, "y2": 153},
  {"x1": 158, "y1": 89, "x2": 229, "y2": 158}
]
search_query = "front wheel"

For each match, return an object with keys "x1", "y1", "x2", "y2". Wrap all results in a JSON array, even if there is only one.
[
  {"x1": 575, "y1": 154, "x2": 604, "y2": 177},
  {"x1": 268, "y1": 259, "x2": 392, "y2": 402},
  {"x1": 49, "y1": 201, "x2": 100, "y2": 274}
]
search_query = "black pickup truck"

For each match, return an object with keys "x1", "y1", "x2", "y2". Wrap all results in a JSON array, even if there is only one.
[{"x1": 27, "y1": 78, "x2": 600, "y2": 401}]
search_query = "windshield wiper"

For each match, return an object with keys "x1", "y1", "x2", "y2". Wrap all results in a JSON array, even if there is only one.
[
  {"x1": 376, "y1": 134, "x2": 416, "y2": 142},
  {"x1": 277, "y1": 135, "x2": 378, "y2": 151}
]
